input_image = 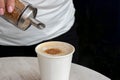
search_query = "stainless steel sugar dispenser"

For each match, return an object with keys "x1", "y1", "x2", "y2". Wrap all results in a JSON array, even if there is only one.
[{"x1": 1, "y1": 0, "x2": 45, "y2": 31}]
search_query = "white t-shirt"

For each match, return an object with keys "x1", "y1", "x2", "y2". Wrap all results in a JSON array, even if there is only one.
[{"x1": 0, "y1": 0, "x2": 75, "y2": 46}]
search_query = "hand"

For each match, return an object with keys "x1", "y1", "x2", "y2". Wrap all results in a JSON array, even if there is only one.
[{"x1": 0, "y1": 0, "x2": 15, "y2": 15}]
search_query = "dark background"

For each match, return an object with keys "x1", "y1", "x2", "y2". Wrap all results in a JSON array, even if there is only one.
[{"x1": 73, "y1": 0, "x2": 120, "y2": 80}]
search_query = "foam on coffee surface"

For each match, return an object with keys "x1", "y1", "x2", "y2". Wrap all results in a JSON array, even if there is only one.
[{"x1": 36, "y1": 41, "x2": 74, "y2": 56}]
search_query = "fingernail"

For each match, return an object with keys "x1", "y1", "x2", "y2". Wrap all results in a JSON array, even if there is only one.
[
  {"x1": 0, "y1": 8, "x2": 4, "y2": 15},
  {"x1": 8, "y1": 6, "x2": 14, "y2": 13}
]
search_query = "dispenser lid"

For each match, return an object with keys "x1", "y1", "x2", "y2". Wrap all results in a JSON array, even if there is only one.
[{"x1": 17, "y1": 5, "x2": 37, "y2": 30}]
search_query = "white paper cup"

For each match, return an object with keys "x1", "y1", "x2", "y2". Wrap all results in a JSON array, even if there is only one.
[{"x1": 35, "y1": 41, "x2": 75, "y2": 80}]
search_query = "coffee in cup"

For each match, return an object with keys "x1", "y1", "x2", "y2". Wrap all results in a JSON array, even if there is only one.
[{"x1": 36, "y1": 41, "x2": 74, "y2": 56}]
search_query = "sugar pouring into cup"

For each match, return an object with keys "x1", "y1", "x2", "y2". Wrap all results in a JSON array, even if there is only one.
[{"x1": 35, "y1": 41, "x2": 75, "y2": 80}]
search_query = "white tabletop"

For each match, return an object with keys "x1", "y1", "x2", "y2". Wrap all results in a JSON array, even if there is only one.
[{"x1": 0, "y1": 57, "x2": 111, "y2": 80}]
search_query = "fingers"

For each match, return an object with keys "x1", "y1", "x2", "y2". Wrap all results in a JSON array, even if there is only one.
[
  {"x1": 0, "y1": 0, "x2": 5, "y2": 15},
  {"x1": 6, "y1": 0, "x2": 15, "y2": 13},
  {"x1": 0, "y1": 0, "x2": 15, "y2": 15}
]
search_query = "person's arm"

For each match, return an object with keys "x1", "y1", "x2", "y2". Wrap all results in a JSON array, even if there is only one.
[{"x1": 0, "y1": 0, "x2": 15, "y2": 15}]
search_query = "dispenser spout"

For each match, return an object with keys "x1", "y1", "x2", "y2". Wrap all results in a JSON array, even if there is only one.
[{"x1": 29, "y1": 17, "x2": 45, "y2": 29}]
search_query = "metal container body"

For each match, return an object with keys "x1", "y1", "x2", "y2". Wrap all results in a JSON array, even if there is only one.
[{"x1": 2, "y1": 0, "x2": 28, "y2": 26}]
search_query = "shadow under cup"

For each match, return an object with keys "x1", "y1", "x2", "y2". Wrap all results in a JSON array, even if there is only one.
[{"x1": 35, "y1": 41, "x2": 75, "y2": 80}]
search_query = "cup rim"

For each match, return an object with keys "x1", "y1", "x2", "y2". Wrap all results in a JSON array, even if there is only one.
[{"x1": 35, "y1": 41, "x2": 75, "y2": 58}]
